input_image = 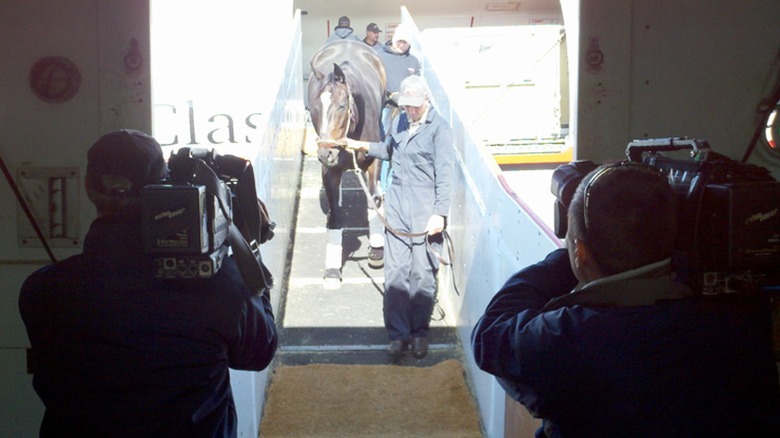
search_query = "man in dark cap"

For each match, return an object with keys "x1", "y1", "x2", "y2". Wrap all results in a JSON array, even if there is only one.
[
  {"x1": 325, "y1": 15, "x2": 361, "y2": 44},
  {"x1": 19, "y1": 129, "x2": 278, "y2": 437},
  {"x1": 85, "y1": 129, "x2": 168, "y2": 213},
  {"x1": 363, "y1": 22, "x2": 384, "y2": 52}
]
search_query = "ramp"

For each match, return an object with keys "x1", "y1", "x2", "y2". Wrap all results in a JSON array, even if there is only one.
[
  {"x1": 260, "y1": 153, "x2": 484, "y2": 435},
  {"x1": 274, "y1": 156, "x2": 462, "y2": 366}
]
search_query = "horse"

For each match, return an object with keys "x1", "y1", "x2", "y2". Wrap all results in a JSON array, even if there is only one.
[{"x1": 308, "y1": 40, "x2": 387, "y2": 288}]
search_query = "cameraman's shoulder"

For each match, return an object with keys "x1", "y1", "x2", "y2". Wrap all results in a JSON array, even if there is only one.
[
  {"x1": 211, "y1": 256, "x2": 261, "y2": 298},
  {"x1": 19, "y1": 256, "x2": 85, "y2": 309},
  {"x1": 547, "y1": 247, "x2": 569, "y2": 260},
  {"x1": 518, "y1": 248, "x2": 570, "y2": 274},
  {"x1": 23, "y1": 254, "x2": 84, "y2": 283},
  {"x1": 498, "y1": 248, "x2": 576, "y2": 296}
]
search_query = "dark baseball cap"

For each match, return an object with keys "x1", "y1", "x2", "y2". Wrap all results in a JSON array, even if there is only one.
[
  {"x1": 86, "y1": 129, "x2": 167, "y2": 197},
  {"x1": 338, "y1": 16, "x2": 350, "y2": 27},
  {"x1": 367, "y1": 23, "x2": 382, "y2": 33}
]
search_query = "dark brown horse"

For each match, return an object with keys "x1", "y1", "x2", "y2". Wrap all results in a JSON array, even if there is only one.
[{"x1": 308, "y1": 40, "x2": 387, "y2": 287}]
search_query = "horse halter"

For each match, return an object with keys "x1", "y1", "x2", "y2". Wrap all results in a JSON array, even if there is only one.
[
  {"x1": 343, "y1": 92, "x2": 354, "y2": 141},
  {"x1": 317, "y1": 81, "x2": 355, "y2": 148}
]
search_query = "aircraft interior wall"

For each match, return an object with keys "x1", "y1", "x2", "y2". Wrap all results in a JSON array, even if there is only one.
[
  {"x1": 1, "y1": 1, "x2": 779, "y2": 437},
  {"x1": 0, "y1": 1, "x2": 303, "y2": 435}
]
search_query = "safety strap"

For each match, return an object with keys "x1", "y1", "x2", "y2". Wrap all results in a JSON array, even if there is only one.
[
  {"x1": 1, "y1": 149, "x2": 57, "y2": 263},
  {"x1": 189, "y1": 158, "x2": 272, "y2": 294},
  {"x1": 229, "y1": 225, "x2": 273, "y2": 295}
]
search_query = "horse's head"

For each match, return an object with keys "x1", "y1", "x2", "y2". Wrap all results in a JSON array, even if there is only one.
[{"x1": 309, "y1": 63, "x2": 357, "y2": 149}]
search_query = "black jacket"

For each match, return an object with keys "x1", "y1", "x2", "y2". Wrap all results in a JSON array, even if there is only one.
[
  {"x1": 472, "y1": 249, "x2": 780, "y2": 437},
  {"x1": 19, "y1": 215, "x2": 277, "y2": 437}
]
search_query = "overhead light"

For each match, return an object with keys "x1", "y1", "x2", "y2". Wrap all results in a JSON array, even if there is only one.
[{"x1": 485, "y1": 2, "x2": 521, "y2": 12}]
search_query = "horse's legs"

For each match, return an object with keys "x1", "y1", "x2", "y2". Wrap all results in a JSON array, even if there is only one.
[
  {"x1": 321, "y1": 164, "x2": 345, "y2": 276},
  {"x1": 322, "y1": 163, "x2": 345, "y2": 229},
  {"x1": 325, "y1": 228, "x2": 343, "y2": 277}
]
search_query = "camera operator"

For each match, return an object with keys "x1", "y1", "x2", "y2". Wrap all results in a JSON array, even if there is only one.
[
  {"x1": 471, "y1": 162, "x2": 780, "y2": 437},
  {"x1": 18, "y1": 129, "x2": 278, "y2": 437}
]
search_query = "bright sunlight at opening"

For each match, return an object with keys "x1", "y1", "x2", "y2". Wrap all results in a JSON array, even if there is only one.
[{"x1": 150, "y1": 0, "x2": 290, "y2": 158}]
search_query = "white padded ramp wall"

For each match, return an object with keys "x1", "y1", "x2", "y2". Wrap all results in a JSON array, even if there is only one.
[
  {"x1": 400, "y1": 8, "x2": 565, "y2": 437},
  {"x1": 228, "y1": 9, "x2": 306, "y2": 437}
]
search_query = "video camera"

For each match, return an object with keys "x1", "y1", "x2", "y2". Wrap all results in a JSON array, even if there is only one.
[
  {"x1": 551, "y1": 137, "x2": 780, "y2": 293},
  {"x1": 140, "y1": 147, "x2": 274, "y2": 283}
]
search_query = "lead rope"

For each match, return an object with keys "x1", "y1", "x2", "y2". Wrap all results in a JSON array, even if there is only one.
[
  {"x1": 351, "y1": 150, "x2": 460, "y2": 323},
  {"x1": 349, "y1": 151, "x2": 454, "y2": 267},
  {"x1": 350, "y1": 150, "x2": 458, "y2": 321}
]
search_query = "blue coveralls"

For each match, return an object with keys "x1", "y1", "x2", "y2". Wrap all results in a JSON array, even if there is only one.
[{"x1": 368, "y1": 106, "x2": 454, "y2": 341}]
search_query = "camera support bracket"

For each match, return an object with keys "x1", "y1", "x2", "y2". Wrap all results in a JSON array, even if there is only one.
[{"x1": 626, "y1": 137, "x2": 711, "y2": 162}]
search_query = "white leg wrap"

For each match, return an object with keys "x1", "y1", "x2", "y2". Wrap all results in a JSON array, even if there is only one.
[
  {"x1": 337, "y1": 180, "x2": 343, "y2": 208},
  {"x1": 326, "y1": 228, "x2": 343, "y2": 269},
  {"x1": 368, "y1": 205, "x2": 385, "y2": 248}
]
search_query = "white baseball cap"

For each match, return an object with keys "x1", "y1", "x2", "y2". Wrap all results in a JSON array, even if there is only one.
[
  {"x1": 393, "y1": 24, "x2": 413, "y2": 44},
  {"x1": 397, "y1": 75, "x2": 429, "y2": 107}
]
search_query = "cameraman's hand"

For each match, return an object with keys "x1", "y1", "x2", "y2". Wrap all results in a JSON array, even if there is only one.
[
  {"x1": 425, "y1": 214, "x2": 445, "y2": 236},
  {"x1": 344, "y1": 138, "x2": 370, "y2": 152}
]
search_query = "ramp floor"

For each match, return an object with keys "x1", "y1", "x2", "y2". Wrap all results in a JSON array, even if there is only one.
[{"x1": 275, "y1": 156, "x2": 462, "y2": 367}]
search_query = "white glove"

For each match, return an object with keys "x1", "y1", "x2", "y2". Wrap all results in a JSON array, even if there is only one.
[{"x1": 425, "y1": 214, "x2": 445, "y2": 235}]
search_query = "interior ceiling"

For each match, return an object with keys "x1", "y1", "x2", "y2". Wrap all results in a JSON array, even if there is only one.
[{"x1": 293, "y1": 0, "x2": 560, "y2": 21}]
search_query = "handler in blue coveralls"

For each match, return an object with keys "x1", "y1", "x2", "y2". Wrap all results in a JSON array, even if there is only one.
[
  {"x1": 471, "y1": 163, "x2": 780, "y2": 437},
  {"x1": 346, "y1": 75, "x2": 455, "y2": 359},
  {"x1": 19, "y1": 130, "x2": 278, "y2": 437}
]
